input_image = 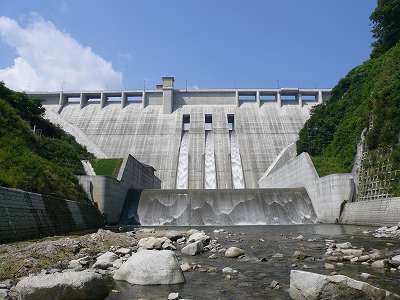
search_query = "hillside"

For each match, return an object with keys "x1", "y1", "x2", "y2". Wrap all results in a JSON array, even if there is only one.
[
  {"x1": 297, "y1": 0, "x2": 400, "y2": 195},
  {"x1": 0, "y1": 83, "x2": 94, "y2": 201}
]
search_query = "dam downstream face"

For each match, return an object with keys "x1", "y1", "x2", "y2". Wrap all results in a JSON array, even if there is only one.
[{"x1": 137, "y1": 188, "x2": 317, "y2": 226}]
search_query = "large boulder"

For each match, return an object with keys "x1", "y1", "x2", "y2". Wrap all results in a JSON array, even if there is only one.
[
  {"x1": 225, "y1": 247, "x2": 244, "y2": 258},
  {"x1": 137, "y1": 237, "x2": 163, "y2": 250},
  {"x1": 289, "y1": 270, "x2": 399, "y2": 300},
  {"x1": 92, "y1": 251, "x2": 118, "y2": 269},
  {"x1": 181, "y1": 241, "x2": 203, "y2": 256},
  {"x1": 16, "y1": 271, "x2": 112, "y2": 300},
  {"x1": 114, "y1": 250, "x2": 184, "y2": 285}
]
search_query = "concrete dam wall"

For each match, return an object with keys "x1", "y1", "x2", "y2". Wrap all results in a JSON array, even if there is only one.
[
  {"x1": 138, "y1": 188, "x2": 317, "y2": 226},
  {"x1": 30, "y1": 77, "x2": 331, "y2": 191}
]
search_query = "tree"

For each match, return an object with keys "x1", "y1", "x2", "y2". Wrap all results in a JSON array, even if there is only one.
[{"x1": 370, "y1": 0, "x2": 400, "y2": 57}]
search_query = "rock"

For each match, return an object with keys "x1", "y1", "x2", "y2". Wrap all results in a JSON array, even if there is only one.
[
  {"x1": 180, "y1": 263, "x2": 191, "y2": 272},
  {"x1": 324, "y1": 263, "x2": 335, "y2": 270},
  {"x1": 162, "y1": 241, "x2": 177, "y2": 251},
  {"x1": 335, "y1": 242, "x2": 352, "y2": 249},
  {"x1": 270, "y1": 280, "x2": 280, "y2": 289},
  {"x1": 137, "y1": 237, "x2": 163, "y2": 250},
  {"x1": 208, "y1": 254, "x2": 217, "y2": 259},
  {"x1": 168, "y1": 292, "x2": 179, "y2": 300},
  {"x1": 371, "y1": 259, "x2": 388, "y2": 269},
  {"x1": 116, "y1": 248, "x2": 132, "y2": 256},
  {"x1": 163, "y1": 230, "x2": 185, "y2": 241},
  {"x1": 177, "y1": 237, "x2": 186, "y2": 244},
  {"x1": 112, "y1": 258, "x2": 124, "y2": 269},
  {"x1": 350, "y1": 257, "x2": 359, "y2": 263},
  {"x1": 181, "y1": 241, "x2": 203, "y2": 256},
  {"x1": 93, "y1": 251, "x2": 118, "y2": 269},
  {"x1": 113, "y1": 250, "x2": 184, "y2": 285},
  {"x1": 357, "y1": 255, "x2": 370, "y2": 262},
  {"x1": 68, "y1": 259, "x2": 83, "y2": 271},
  {"x1": 188, "y1": 232, "x2": 210, "y2": 245},
  {"x1": 139, "y1": 228, "x2": 155, "y2": 233},
  {"x1": 272, "y1": 253, "x2": 284, "y2": 258},
  {"x1": 222, "y1": 267, "x2": 237, "y2": 274},
  {"x1": 225, "y1": 247, "x2": 244, "y2": 258},
  {"x1": 0, "y1": 289, "x2": 7, "y2": 300},
  {"x1": 295, "y1": 235, "x2": 304, "y2": 240},
  {"x1": 360, "y1": 273, "x2": 373, "y2": 279},
  {"x1": 369, "y1": 251, "x2": 383, "y2": 260},
  {"x1": 326, "y1": 256, "x2": 343, "y2": 262},
  {"x1": 339, "y1": 249, "x2": 363, "y2": 256},
  {"x1": 16, "y1": 271, "x2": 112, "y2": 300},
  {"x1": 390, "y1": 255, "x2": 400, "y2": 266},
  {"x1": 186, "y1": 229, "x2": 199, "y2": 236},
  {"x1": 292, "y1": 250, "x2": 307, "y2": 260},
  {"x1": 289, "y1": 270, "x2": 399, "y2": 300},
  {"x1": 0, "y1": 280, "x2": 11, "y2": 290}
]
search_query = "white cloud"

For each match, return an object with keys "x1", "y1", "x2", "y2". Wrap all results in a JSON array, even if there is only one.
[{"x1": 0, "y1": 15, "x2": 122, "y2": 91}]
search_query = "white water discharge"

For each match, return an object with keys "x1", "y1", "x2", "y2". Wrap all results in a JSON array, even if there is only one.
[
  {"x1": 204, "y1": 132, "x2": 217, "y2": 189},
  {"x1": 176, "y1": 132, "x2": 189, "y2": 189},
  {"x1": 230, "y1": 131, "x2": 245, "y2": 189}
]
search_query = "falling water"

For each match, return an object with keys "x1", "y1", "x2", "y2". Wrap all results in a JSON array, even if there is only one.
[
  {"x1": 230, "y1": 131, "x2": 245, "y2": 189},
  {"x1": 176, "y1": 132, "x2": 189, "y2": 189},
  {"x1": 204, "y1": 131, "x2": 217, "y2": 189}
]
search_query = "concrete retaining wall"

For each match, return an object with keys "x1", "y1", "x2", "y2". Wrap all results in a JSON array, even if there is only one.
[
  {"x1": 340, "y1": 198, "x2": 400, "y2": 226},
  {"x1": 0, "y1": 186, "x2": 103, "y2": 243},
  {"x1": 258, "y1": 152, "x2": 354, "y2": 223},
  {"x1": 79, "y1": 154, "x2": 161, "y2": 225}
]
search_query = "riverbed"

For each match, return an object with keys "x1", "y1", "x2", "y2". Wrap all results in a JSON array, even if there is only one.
[{"x1": 106, "y1": 224, "x2": 400, "y2": 300}]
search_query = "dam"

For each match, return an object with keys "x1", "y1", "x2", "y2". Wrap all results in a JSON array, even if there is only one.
[{"x1": 28, "y1": 77, "x2": 332, "y2": 225}]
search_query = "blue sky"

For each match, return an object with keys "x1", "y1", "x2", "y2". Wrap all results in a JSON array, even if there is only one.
[{"x1": 0, "y1": 0, "x2": 376, "y2": 91}]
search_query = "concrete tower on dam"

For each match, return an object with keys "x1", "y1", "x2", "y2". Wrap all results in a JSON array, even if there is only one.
[{"x1": 28, "y1": 77, "x2": 331, "y2": 190}]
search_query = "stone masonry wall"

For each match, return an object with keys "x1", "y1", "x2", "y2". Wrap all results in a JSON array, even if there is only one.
[
  {"x1": 340, "y1": 197, "x2": 400, "y2": 226},
  {"x1": 0, "y1": 186, "x2": 103, "y2": 243}
]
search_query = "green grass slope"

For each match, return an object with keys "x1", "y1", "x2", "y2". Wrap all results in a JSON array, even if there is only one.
[
  {"x1": 0, "y1": 83, "x2": 94, "y2": 201},
  {"x1": 90, "y1": 158, "x2": 123, "y2": 178}
]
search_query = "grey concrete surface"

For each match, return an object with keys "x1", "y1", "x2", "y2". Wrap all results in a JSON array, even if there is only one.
[
  {"x1": 28, "y1": 78, "x2": 331, "y2": 191},
  {"x1": 258, "y1": 150, "x2": 354, "y2": 223},
  {"x1": 79, "y1": 154, "x2": 161, "y2": 224},
  {"x1": 0, "y1": 186, "x2": 103, "y2": 242}
]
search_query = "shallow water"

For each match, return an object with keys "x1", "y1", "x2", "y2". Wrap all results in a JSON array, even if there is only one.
[{"x1": 106, "y1": 224, "x2": 400, "y2": 300}]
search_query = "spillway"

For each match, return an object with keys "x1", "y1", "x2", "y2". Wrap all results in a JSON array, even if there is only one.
[
  {"x1": 138, "y1": 188, "x2": 317, "y2": 226},
  {"x1": 176, "y1": 132, "x2": 189, "y2": 189},
  {"x1": 204, "y1": 132, "x2": 217, "y2": 189},
  {"x1": 230, "y1": 131, "x2": 245, "y2": 189}
]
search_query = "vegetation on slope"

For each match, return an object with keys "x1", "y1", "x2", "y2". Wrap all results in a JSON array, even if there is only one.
[
  {"x1": 297, "y1": 0, "x2": 400, "y2": 195},
  {"x1": 90, "y1": 158, "x2": 123, "y2": 178},
  {"x1": 0, "y1": 82, "x2": 94, "y2": 201}
]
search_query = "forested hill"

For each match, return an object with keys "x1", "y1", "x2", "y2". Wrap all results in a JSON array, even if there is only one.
[
  {"x1": 296, "y1": 0, "x2": 400, "y2": 194},
  {"x1": 0, "y1": 83, "x2": 94, "y2": 201}
]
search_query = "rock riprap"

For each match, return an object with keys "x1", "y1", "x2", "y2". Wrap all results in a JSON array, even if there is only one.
[
  {"x1": 16, "y1": 271, "x2": 112, "y2": 300},
  {"x1": 289, "y1": 270, "x2": 399, "y2": 300},
  {"x1": 113, "y1": 250, "x2": 184, "y2": 285}
]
